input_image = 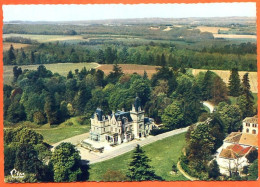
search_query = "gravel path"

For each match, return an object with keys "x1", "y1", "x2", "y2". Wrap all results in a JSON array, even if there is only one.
[
  {"x1": 177, "y1": 161, "x2": 198, "y2": 181},
  {"x1": 203, "y1": 101, "x2": 215, "y2": 113}
]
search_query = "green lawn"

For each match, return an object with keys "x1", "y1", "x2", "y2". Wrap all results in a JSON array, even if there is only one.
[
  {"x1": 34, "y1": 117, "x2": 90, "y2": 145},
  {"x1": 4, "y1": 62, "x2": 99, "y2": 85},
  {"x1": 229, "y1": 93, "x2": 258, "y2": 106},
  {"x1": 5, "y1": 116, "x2": 90, "y2": 145},
  {"x1": 88, "y1": 132, "x2": 188, "y2": 181}
]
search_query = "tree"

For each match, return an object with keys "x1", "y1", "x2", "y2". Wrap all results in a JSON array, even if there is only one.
[
  {"x1": 238, "y1": 73, "x2": 255, "y2": 118},
  {"x1": 161, "y1": 102, "x2": 184, "y2": 130},
  {"x1": 44, "y1": 94, "x2": 60, "y2": 125},
  {"x1": 217, "y1": 103, "x2": 242, "y2": 133},
  {"x1": 246, "y1": 149, "x2": 258, "y2": 163},
  {"x1": 211, "y1": 76, "x2": 229, "y2": 104},
  {"x1": 160, "y1": 53, "x2": 166, "y2": 66},
  {"x1": 248, "y1": 159, "x2": 258, "y2": 180},
  {"x1": 13, "y1": 66, "x2": 22, "y2": 82},
  {"x1": 127, "y1": 145, "x2": 162, "y2": 181},
  {"x1": 130, "y1": 79, "x2": 151, "y2": 106},
  {"x1": 172, "y1": 163, "x2": 177, "y2": 173},
  {"x1": 14, "y1": 143, "x2": 42, "y2": 174},
  {"x1": 51, "y1": 142, "x2": 83, "y2": 182},
  {"x1": 208, "y1": 160, "x2": 220, "y2": 179},
  {"x1": 201, "y1": 70, "x2": 214, "y2": 100},
  {"x1": 102, "y1": 170, "x2": 128, "y2": 181},
  {"x1": 143, "y1": 70, "x2": 148, "y2": 80},
  {"x1": 67, "y1": 70, "x2": 74, "y2": 79},
  {"x1": 8, "y1": 44, "x2": 16, "y2": 63},
  {"x1": 96, "y1": 49, "x2": 105, "y2": 64},
  {"x1": 106, "y1": 63, "x2": 124, "y2": 84},
  {"x1": 187, "y1": 123, "x2": 215, "y2": 172},
  {"x1": 228, "y1": 68, "x2": 241, "y2": 97},
  {"x1": 94, "y1": 69, "x2": 106, "y2": 87}
]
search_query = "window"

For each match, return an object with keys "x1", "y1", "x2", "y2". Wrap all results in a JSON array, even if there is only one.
[
  {"x1": 246, "y1": 123, "x2": 250, "y2": 127},
  {"x1": 252, "y1": 130, "x2": 256, "y2": 134},
  {"x1": 246, "y1": 129, "x2": 249, "y2": 133}
]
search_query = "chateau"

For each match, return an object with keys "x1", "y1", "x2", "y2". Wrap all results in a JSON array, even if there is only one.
[{"x1": 83, "y1": 97, "x2": 154, "y2": 150}]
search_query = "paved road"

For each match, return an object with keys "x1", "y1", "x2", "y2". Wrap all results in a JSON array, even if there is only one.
[
  {"x1": 52, "y1": 101, "x2": 214, "y2": 164},
  {"x1": 51, "y1": 132, "x2": 89, "y2": 150},
  {"x1": 80, "y1": 126, "x2": 189, "y2": 165}
]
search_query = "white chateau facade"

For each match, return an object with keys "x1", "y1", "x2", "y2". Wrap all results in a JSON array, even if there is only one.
[{"x1": 87, "y1": 97, "x2": 154, "y2": 149}]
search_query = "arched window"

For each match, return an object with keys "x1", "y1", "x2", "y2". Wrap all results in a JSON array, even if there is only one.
[
  {"x1": 246, "y1": 128, "x2": 249, "y2": 133},
  {"x1": 252, "y1": 130, "x2": 256, "y2": 134}
]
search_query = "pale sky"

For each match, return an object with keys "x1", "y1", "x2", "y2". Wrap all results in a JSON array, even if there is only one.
[{"x1": 3, "y1": 3, "x2": 256, "y2": 22}]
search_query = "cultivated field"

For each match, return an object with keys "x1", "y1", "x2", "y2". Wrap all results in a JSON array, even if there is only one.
[
  {"x1": 97, "y1": 64, "x2": 159, "y2": 78},
  {"x1": 3, "y1": 42, "x2": 31, "y2": 51},
  {"x1": 3, "y1": 62, "x2": 99, "y2": 85},
  {"x1": 213, "y1": 34, "x2": 257, "y2": 39},
  {"x1": 3, "y1": 34, "x2": 84, "y2": 43},
  {"x1": 192, "y1": 69, "x2": 258, "y2": 93},
  {"x1": 196, "y1": 26, "x2": 230, "y2": 34}
]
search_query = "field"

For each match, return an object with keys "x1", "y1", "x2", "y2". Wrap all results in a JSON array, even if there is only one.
[
  {"x1": 195, "y1": 26, "x2": 256, "y2": 39},
  {"x1": 3, "y1": 34, "x2": 84, "y2": 43},
  {"x1": 3, "y1": 62, "x2": 99, "y2": 85},
  {"x1": 196, "y1": 26, "x2": 230, "y2": 34},
  {"x1": 3, "y1": 42, "x2": 31, "y2": 51},
  {"x1": 213, "y1": 34, "x2": 257, "y2": 39},
  {"x1": 192, "y1": 69, "x2": 258, "y2": 93},
  {"x1": 97, "y1": 64, "x2": 159, "y2": 78},
  {"x1": 89, "y1": 132, "x2": 188, "y2": 181}
]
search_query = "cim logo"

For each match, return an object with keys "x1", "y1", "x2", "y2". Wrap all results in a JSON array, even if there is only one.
[{"x1": 10, "y1": 168, "x2": 25, "y2": 178}]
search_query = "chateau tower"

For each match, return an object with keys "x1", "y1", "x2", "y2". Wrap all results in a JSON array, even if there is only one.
[{"x1": 130, "y1": 96, "x2": 145, "y2": 139}]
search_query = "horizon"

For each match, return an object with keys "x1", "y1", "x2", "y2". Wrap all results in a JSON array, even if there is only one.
[
  {"x1": 3, "y1": 3, "x2": 256, "y2": 22},
  {"x1": 3, "y1": 16, "x2": 256, "y2": 23}
]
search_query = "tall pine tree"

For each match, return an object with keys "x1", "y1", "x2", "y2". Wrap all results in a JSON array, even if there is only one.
[
  {"x1": 228, "y1": 68, "x2": 241, "y2": 97},
  {"x1": 127, "y1": 145, "x2": 162, "y2": 181},
  {"x1": 238, "y1": 73, "x2": 254, "y2": 117}
]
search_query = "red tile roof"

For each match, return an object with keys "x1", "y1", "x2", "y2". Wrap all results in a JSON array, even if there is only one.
[{"x1": 219, "y1": 144, "x2": 252, "y2": 159}]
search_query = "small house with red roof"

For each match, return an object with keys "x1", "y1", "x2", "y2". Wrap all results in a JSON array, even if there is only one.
[{"x1": 215, "y1": 116, "x2": 258, "y2": 176}]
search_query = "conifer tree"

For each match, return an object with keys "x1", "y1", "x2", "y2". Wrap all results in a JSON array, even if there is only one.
[
  {"x1": 8, "y1": 44, "x2": 16, "y2": 63},
  {"x1": 127, "y1": 145, "x2": 162, "y2": 181},
  {"x1": 143, "y1": 70, "x2": 148, "y2": 80},
  {"x1": 228, "y1": 68, "x2": 241, "y2": 96},
  {"x1": 238, "y1": 73, "x2": 254, "y2": 117}
]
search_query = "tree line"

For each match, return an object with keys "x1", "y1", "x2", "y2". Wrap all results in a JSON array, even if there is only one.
[{"x1": 4, "y1": 42, "x2": 257, "y2": 71}]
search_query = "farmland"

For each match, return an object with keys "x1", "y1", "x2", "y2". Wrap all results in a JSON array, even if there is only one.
[
  {"x1": 192, "y1": 69, "x2": 258, "y2": 93},
  {"x1": 196, "y1": 26, "x2": 230, "y2": 34},
  {"x1": 97, "y1": 64, "x2": 159, "y2": 78},
  {"x1": 3, "y1": 33, "x2": 85, "y2": 43},
  {"x1": 3, "y1": 42, "x2": 31, "y2": 51},
  {"x1": 3, "y1": 62, "x2": 99, "y2": 85}
]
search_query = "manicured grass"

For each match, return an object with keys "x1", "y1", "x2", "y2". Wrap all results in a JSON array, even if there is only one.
[
  {"x1": 4, "y1": 62, "x2": 99, "y2": 85},
  {"x1": 88, "y1": 132, "x2": 188, "y2": 181},
  {"x1": 5, "y1": 116, "x2": 90, "y2": 145},
  {"x1": 34, "y1": 117, "x2": 90, "y2": 145}
]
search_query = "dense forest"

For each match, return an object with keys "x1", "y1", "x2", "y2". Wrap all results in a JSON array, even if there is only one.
[
  {"x1": 4, "y1": 41, "x2": 257, "y2": 71},
  {"x1": 4, "y1": 63, "x2": 256, "y2": 129}
]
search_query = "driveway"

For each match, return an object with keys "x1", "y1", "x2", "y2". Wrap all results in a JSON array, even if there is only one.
[
  {"x1": 51, "y1": 132, "x2": 89, "y2": 151},
  {"x1": 79, "y1": 126, "x2": 189, "y2": 164}
]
